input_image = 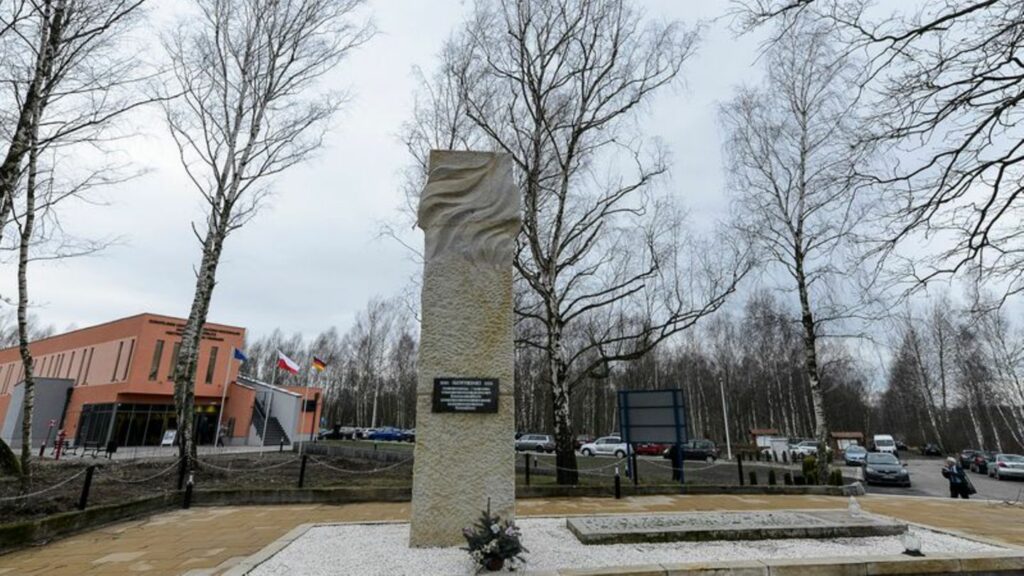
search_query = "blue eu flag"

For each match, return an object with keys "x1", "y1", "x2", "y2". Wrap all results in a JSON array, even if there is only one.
[{"x1": 233, "y1": 348, "x2": 248, "y2": 363}]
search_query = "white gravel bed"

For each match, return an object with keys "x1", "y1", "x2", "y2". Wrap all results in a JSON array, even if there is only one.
[{"x1": 249, "y1": 518, "x2": 1004, "y2": 576}]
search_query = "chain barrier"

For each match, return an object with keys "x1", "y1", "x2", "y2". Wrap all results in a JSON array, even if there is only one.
[
  {"x1": 0, "y1": 467, "x2": 88, "y2": 502},
  {"x1": 309, "y1": 455, "x2": 414, "y2": 475},
  {"x1": 196, "y1": 455, "x2": 300, "y2": 473},
  {"x1": 644, "y1": 458, "x2": 720, "y2": 473},
  {"x1": 103, "y1": 459, "x2": 182, "y2": 484},
  {"x1": 532, "y1": 457, "x2": 628, "y2": 477}
]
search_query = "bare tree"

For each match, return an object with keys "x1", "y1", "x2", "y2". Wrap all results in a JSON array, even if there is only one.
[
  {"x1": 1, "y1": 0, "x2": 147, "y2": 486},
  {"x1": 720, "y1": 20, "x2": 873, "y2": 482},
  {"x1": 408, "y1": 0, "x2": 748, "y2": 484},
  {"x1": 160, "y1": 0, "x2": 373, "y2": 471},
  {"x1": 736, "y1": 1, "x2": 1024, "y2": 304}
]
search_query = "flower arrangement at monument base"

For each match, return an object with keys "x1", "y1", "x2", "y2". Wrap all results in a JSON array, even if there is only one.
[{"x1": 462, "y1": 509, "x2": 527, "y2": 572}]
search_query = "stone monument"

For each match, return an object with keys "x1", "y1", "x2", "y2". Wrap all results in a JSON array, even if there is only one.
[{"x1": 409, "y1": 150, "x2": 520, "y2": 547}]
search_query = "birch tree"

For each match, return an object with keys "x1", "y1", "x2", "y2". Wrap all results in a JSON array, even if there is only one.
[
  {"x1": 161, "y1": 0, "x2": 373, "y2": 471},
  {"x1": 720, "y1": 20, "x2": 872, "y2": 482},
  {"x1": 736, "y1": 1, "x2": 1024, "y2": 302},
  {"x1": 1, "y1": 0, "x2": 147, "y2": 485},
  {"x1": 408, "y1": 0, "x2": 748, "y2": 485}
]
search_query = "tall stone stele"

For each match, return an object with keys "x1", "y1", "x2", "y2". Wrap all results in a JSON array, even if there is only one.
[{"x1": 409, "y1": 150, "x2": 520, "y2": 547}]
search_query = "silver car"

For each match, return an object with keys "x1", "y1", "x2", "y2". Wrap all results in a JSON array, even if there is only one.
[{"x1": 988, "y1": 454, "x2": 1024, "y2": 480}]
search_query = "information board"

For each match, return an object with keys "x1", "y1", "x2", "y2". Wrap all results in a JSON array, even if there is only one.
[
  {"x1": 432, "y1": 378, "x2": 499, "y2": 413},
  {"x1": 617, "y1": 389, "x2": 687, "y2": 444},
  {"x1": 160, "y1": 429, "x2": 177, "y2": 447}
]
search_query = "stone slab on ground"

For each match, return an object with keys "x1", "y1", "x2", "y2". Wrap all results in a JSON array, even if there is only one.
[
  {"x1": 243, "y1": 518, "x2": 1001, "y2": 576},
  {"x1": 567, "y1": 510, "x2": 907, "y2": 544}
]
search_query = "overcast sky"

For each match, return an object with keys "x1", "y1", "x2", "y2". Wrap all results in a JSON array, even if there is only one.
[{"x1": 4, "y1": 1, "x2": 769, "y2": 342}]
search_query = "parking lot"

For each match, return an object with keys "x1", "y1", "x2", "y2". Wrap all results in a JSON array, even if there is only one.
[{"x1": 847, "y1": 455, "x2": 1024, "y2": 501}]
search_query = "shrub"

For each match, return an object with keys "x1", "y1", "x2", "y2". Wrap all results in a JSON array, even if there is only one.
[
  {"x1": 768, "y1": 469, "x2": 777, "y2": 485},
  {"x1": 782, "y1": 451, "x2": 789, "y2": 464},
  {"x1": 748, "y1": 471, "x2": 758, "y2": 485},
  {"x1": 829, "y1": 468, "x2": 844, "y2": 486},
  {"x1": 463, "y1": 509, "x2": 528, "y2": 571},
  {"x1": 783, "y1": 472, "x2": 793, "y2": 485},
  {"x1": 802, "y1": 456, "x2": 819, "y2": 485}
]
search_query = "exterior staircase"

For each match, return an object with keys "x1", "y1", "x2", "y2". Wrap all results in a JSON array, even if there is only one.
[{"x1": 251, "y1": 396, "x2": 291, "y2": 447}]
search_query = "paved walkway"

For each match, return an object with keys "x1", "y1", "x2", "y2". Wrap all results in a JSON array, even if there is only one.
[{"x1": 1, "y1": 495, "x2": 1022, "y2": 575}]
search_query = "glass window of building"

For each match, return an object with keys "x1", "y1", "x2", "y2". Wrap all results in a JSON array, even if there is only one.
[
  {"x1": 205, "y1": 346, "x2": 219, "y2": 384},
  {"x1": 149, "y1": 340, "x2": 165, "y2": 381}
]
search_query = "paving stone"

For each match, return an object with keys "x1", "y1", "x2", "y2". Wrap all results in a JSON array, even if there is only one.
[
  {"x1": 864, "y1": 555, "x2": 962, "y2": 574},
  {"x1": 762, "y1": 556, "x2": 867, "y2": 576}
]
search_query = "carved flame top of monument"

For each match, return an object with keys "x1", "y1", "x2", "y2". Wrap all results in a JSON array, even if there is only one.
[{"x1": 417, "y1": 150, "x2": 520, "y2": 265}]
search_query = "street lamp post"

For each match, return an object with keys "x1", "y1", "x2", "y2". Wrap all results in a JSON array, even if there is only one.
[{"x1": 719, "y1": 374, "x2": 733, "y2": 460}]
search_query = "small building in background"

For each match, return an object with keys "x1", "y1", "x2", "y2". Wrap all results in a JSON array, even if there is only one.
[
  {"x1": 0, "y1": 313, "x2": 320, "y2": 450},
  {"x1": 749, "y1": 428, "x2": 781, "y2": 450},
  {"x1": 830, "y1": 431, "x2": 864, "y2": 453}
]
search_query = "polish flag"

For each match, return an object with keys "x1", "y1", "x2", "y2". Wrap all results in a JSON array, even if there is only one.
[{"x1": 276, "y1": 351, "x2": 300, "y2": 374}]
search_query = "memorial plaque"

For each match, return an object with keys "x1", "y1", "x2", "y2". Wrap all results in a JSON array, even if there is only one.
[{"x1": 432, "y1": 378, "x2": 499, "y2": 413}]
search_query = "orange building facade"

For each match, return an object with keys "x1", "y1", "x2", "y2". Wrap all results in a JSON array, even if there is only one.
[{"x1": 0, "y1": 313, "x2": 321, "y2": 449}]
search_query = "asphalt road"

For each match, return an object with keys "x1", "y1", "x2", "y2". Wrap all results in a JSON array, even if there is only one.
[{"x1": 848, "y1": 456, "x2": 1024, "y2": 502}]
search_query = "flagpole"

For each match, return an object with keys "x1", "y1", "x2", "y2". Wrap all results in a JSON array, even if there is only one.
[
  {"x1": 262, "y1": 362, "x2": 276, "y2": 448},
  {"x1": 214, "y1": 349, "x2": 234, "y2": 448}
]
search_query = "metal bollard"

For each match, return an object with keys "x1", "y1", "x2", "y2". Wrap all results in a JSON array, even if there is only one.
[
  {"x1": 524, "y1": 452, "x2": 530, "y2": 486},
  {"x1": 631, "y1": 451, "x2": 639, "y2": 487},
  {"x1": 279, "y1": 437, "x2": 285, "y2": 453},
  {"x1": 298, "y1": 454, "x2": 308, "y2": 488},
  {"x1": 77, "y1": 465, "x2": 96, "y2": 510},
  {"x1": 614, "y1": 466, "x2": 621, "y2": 499},
  {"x1": 737, "y1": 455, "x2": 745, "y2": 486},
  {"x1": 183, "y1": 473, "x2": 194, "y2": 509}
]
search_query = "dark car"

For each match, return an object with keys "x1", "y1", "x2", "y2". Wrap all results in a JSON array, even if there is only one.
[
  {"x1": 863, "y1": 452, "x2": 911, "y2": 487},
  {"x1": 920, "y1": 443, "x2": 942, "y2": 457},
  {"x1": 663, "y1": 439, "x2": 719, "y2": 462},
  {"x1": 971, "y1": 451, "x2": 997, "y2": 474},
  {"x1": 515, "y1": 434, "x2": 555, "y2": 453},
  {"x1": 959, "y1": 449, "x2": 979, "y2": 468},
  {"x1": 366, "y1": 427, "x2": 405, "y2": 442}
]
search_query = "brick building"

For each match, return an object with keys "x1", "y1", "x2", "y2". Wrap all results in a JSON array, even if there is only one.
[{"x1": 0, "y1": 313, "x2": 320, "y2": 449}]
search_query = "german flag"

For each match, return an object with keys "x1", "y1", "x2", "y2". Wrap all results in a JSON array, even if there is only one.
[{"x1": 312, "y1": 356, "x2": 327, "y2": 372}]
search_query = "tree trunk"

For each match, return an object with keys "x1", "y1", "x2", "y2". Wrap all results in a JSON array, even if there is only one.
[
  {"x1": 550, "y1": 344, "x2": 578, "y2": 485},
  {"x1": 16, "y1": 132, "x2": 40, "y2": 490},
  {"x1": 174, "y1": 226, "x2": 226, "y2": 478},
  {"x1": 794, "y1": 253, "x2": 830, "y2": 484}
]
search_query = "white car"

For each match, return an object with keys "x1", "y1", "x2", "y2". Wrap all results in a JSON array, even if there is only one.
[
  {"x1": 579, "y1": 436, "x2": 630, "y2": 458},
  {"x1": 790, "y1": 440, "x2": 819, "y2": 457},
  {"x1": 873, "y1": 434, "x2": 898, "y2": 454}
]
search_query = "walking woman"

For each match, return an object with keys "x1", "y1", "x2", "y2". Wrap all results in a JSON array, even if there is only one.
[{"x1": 941, "y1": 457, "x2": 973, "y2": 499}]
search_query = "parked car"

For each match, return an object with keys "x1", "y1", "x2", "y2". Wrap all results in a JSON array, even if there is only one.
[
  {"x1": 959, "y1": 449, "x2": 980, "y2": 468},
  {"x1": 579, "y1": 436, "x2": 629, "y2": 458},
  {"x1": 920, "y1": 443, "x2": 943, "y2": 457},
  {"x1": 662, "y1": 439, "x2": 720, "y2": 462},
  {"x1": 515, "y1": 434, "x2": 555, "y2": 453},
  {"x1": 318, "y1": 425, "x2": 357, "y2": 441},
  {"x1": 403, "y1": 429, "x2": 416, "y2": 442},
  {"x1": 791, "y1": 440, "x2": 819, "y2": 457},
  {"x1": 574, "y1": 434, "x2": 595, "y2": 450},
  {"x1": 863, "y1": 452, "x2": 911, "y2": 487},
  {"x1": 988, "y1": 454, "x2": 1024, "y2": 481},
  {"x1": 844, "y1": 445, "x2": 868, "y2": 466},
  {"x1": 633, "y1": 442, "x2": 666, "y2": 456},
  {"x1": 872, "y1": 434, "x2": 898, "y2": 454},
  {"x1": 970, "y1": 450, "x2": 997, "y2": 474},
  {"x1": 366, "y1": 427, "x2": 405, "y2": 442},
  {"x1": 895, "y1": 439, "x2": 908, "y2": 451}
]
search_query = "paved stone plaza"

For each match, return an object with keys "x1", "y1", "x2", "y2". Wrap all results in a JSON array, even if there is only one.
[{"x1": 1, "y1": 495, "x2": 1023, "y2": 575}]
